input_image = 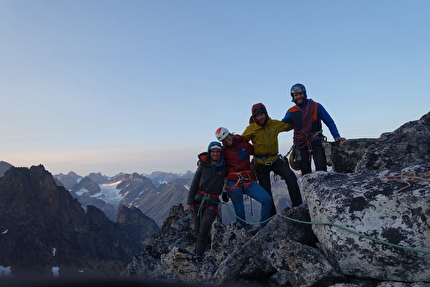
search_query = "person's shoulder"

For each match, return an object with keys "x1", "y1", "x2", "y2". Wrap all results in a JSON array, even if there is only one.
[
  {"x1": 289, "y1": 105, "x2": 301, "y2": 112},
  {"x1": 238, "y1": 139, "x2": 253, "y2": 148},
  {"x1": 248, "y1": 123, "x2": 262, "y2": 133},
  {"x1": 265, "y1": 118, "x2": 278, "y2": 126},
  {"x1": 243, "y1": 124, "x2": 253, "y2": 133},
  {"x1": 269, "y1": 118, "x2": 293, "y2": 129},
  {"x1": 268, "y1": 118, "x2": 282, "y2": 124},
  {"x1": 269, "y1": 118, "x2": 287, "y2": 125}
]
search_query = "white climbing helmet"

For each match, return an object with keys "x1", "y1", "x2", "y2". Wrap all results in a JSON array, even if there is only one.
[{"x1": 215, "y1": 127, "x2": 230, "y2": 141}]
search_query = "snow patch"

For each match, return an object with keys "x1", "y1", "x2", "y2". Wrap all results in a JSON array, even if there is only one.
[
  {"x1": 93, "y1": 181, "x2": 123, "y2": 206},
  {"x1": 0, "y1": 266, "x2": 11, "y2": 276},
  {"x1": 52, "y1": 267, "x2": 59, "y2": 277},
  {"x1": 76, "y1": 188, "x2": 87, "y2": 196}
]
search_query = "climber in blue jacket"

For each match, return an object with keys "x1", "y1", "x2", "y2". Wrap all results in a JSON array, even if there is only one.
[{"x1": 282, "y1": 83, "x2": 346, "y2": 175}]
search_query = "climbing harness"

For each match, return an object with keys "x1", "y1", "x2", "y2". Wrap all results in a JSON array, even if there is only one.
[
  {"x1": 196, "y1": 191, "x2": 221, "y2": 220},
  {"x1": 226, "y1": 171, "x2": 255, "y2": 192},
  {"x1": 197, "y1": 190, "x2": 219, "y2": 200},
  {"x1": 290, "y1": 129, "x2": 326, "y2": 168},
  {"x1": 310, "y1": 130, "x2": 323, "y2": 141},
  {"x1": 225, "y1": 171, "x2": 258, "y2": 217},
  {"x1": 380, "y1": 171, "x2": 430, "y2": 191},
  {"x1": 253, "y1": 154, "x2": 279, "y2": 166}
]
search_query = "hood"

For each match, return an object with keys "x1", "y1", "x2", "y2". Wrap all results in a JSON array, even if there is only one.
[{"x1": 251, "y1": 103, "x2": 269, "y2": 127}]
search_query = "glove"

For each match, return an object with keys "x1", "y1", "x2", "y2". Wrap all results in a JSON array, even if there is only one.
[{"x1": 222, "y1": 191, "x2": 229, "y2": 203}]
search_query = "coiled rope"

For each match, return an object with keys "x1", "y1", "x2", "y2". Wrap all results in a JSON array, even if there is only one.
[{"x1": 380, "y1": 170, "x2": 430, "y2": 191}]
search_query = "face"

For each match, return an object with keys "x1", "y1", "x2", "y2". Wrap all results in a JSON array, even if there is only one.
[
  {"x1": 255, "y1": 113, "x2": 266, "y2": 124},
  {"x1": 210, "y1": 149, "x2": 221, "y2": 162},
  {"x1": 222, "y1": 134, "x2": 233, "y2": 147},
  {"x1": 293, "y1": 92, "x2": 305, "y2": 105}
]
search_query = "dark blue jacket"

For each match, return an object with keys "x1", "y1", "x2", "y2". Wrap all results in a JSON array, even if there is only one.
[
  {"x1": 187, "y1": 142, "x2": 227, "y2": 205},
  {"x1": 282, "y1": 98, "x2": 340, "y2": 141}
]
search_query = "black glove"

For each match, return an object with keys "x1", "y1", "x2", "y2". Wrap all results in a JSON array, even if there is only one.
[{"x1": 222, "y1": 191, "x2": 229, "y2": 203}]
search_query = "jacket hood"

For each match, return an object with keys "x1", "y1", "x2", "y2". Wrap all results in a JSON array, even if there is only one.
[{"x1": 251, "y1": 103, "x2": 269, "y2": 127}]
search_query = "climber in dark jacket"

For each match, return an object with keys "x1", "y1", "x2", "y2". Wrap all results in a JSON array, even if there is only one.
[
  {"x1": 282, "y1": 83, "x2": 346, "y2": 175},
  {"x1": 187, "y1": 141, "x2": 228, "y2": 258}
]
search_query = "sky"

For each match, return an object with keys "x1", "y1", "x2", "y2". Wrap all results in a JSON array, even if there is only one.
[{"x1": 1, "y1": 0, "x2": 429, "y2": 177}]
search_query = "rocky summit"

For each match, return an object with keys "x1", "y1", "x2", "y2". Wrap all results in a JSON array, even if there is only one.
[{"x1": 120, "y1": 112, "x2": 430, "y2": 286}]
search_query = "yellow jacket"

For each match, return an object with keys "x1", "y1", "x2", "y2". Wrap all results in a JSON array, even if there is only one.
[{"x1": 242, "y1": 118, "x2": 293, "y2": 165}]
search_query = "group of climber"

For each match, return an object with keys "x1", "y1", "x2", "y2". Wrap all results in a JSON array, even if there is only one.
[{"x1": 187, "y1": 83, "x2": 346, "y2": 258}]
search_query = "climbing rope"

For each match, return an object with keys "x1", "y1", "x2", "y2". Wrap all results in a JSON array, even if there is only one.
[
  {"x1": 220, "y1": 202, "x2": 430, "y2": 255},
  {"x1": 380, "y1": 170, "x2": 430, "y2": 191}
]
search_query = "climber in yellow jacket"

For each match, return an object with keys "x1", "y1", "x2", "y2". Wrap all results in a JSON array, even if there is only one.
[{"x1": 242, "y1": 103, "x2": 303, "y2": 216}]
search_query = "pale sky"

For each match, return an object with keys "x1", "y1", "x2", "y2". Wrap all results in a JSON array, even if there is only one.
[{"x1": 1, "y1": 0, "x2": 429, "y2": 177}]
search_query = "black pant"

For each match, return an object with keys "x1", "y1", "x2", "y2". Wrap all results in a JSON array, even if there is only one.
[
  {"x1": 256, "y1": 158, "x2": 303, "y2": 216},
  {"x1": 300, "y1": 140, "x2": 327, "y2": 175},
  {"x1": 192, "y1": 203, "x2": 218, "y2": 257}
]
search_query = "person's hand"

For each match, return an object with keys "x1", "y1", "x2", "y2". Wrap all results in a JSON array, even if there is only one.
[
  {"x1": 336, "y1": 137, "x2": 346, "y2": 142},
  {"x1": 188, "y1": 205, "x2": 194, "y2": 213}
]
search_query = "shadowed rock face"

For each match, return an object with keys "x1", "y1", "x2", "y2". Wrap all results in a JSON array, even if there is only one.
[
  {"x1": 325, "y1": 139, "x2": 378, "y2": 173},
  {"x1": 355, "y1": 112, "x2": 430, "y2": 174},
  {"x1": 326, "y1": 112, "x2": 430, "y2": 174}
]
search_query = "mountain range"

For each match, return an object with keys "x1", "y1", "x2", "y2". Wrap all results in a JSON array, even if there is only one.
[
  {"x1": 0, "y1": 161, "x2": 296, "y2": 229},
  {"x1": 53, "y1": 170, "x2": 194, "y2": 227}
]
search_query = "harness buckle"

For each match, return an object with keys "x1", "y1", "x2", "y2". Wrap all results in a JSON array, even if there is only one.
[{"x1": 236, "y1": 173, "x2": 250, "y2": 181}]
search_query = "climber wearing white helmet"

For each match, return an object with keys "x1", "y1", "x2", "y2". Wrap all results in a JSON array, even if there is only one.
[{"x1": 215, "y1": 127, "x2": 272, "y2": 229}]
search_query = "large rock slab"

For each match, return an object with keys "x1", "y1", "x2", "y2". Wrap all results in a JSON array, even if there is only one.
[{"x1": 302, "y1": 164, "x2": 430, "y2": 282}]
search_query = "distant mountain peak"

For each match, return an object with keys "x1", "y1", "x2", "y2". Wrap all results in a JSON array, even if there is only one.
[{"x1": 0, "y1": 161, "x2": 14, "y2": 178}]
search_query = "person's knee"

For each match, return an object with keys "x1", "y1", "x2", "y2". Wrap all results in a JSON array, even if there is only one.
[{"x1": 262, "y1": 193, "x2": 272, "y2": 205}]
